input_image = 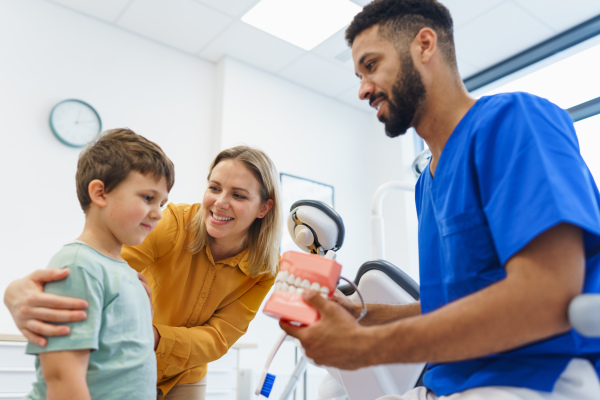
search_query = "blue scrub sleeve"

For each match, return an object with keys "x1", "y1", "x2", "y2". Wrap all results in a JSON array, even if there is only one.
[
  {"x1": 474, "y1": 94, "x2": 600, "y2": 265},
  {"x1": 26, "y1": 266, "x2": 103, "y2": 354}
]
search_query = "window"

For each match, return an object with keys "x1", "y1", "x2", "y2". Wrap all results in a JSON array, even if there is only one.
[
  {"x1": 470, "y1": 33, "x2": 600, "y2": 182},
  {"x1": 575, "y1": 114, "x2": 600, "y2": 183},
  {"x1": 471, "y1": 34, "x2": 600, "y2": 110}
]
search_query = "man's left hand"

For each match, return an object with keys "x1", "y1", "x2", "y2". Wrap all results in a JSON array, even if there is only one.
[{"x1": 279, "y1": 290, "x2": 371, "y2": 370}]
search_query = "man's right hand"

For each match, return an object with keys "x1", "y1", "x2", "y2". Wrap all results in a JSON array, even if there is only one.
[{"x1": 3, "y1": 269, "x2": 88, "y2": 346}]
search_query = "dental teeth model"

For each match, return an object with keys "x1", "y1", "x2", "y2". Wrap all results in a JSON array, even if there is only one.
[{"x1": 263, "y1": 250, "x2": 342, "y2": 326}]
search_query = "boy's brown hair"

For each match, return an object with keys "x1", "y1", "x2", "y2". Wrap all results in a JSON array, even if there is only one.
[{"x1": 76, "y1": 128, "x2": 175, "y2": 212}]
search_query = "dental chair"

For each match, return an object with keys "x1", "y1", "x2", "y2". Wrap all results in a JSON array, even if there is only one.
[
  {"x1": 328, "y1": 259, "x2": 425, "y2": 399},
  {"x1": 259, "y1": 199, "x2": 426, "y2": 399}
]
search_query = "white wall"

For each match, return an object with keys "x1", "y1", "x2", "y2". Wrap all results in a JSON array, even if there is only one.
[
  {"x1": 0, "y1": 0, "x2": 215, "y2": 333},
  {"x1": 367, "y1": 125, "x2": 420, "y2": 282},
  {"x1": 217, "y1": 57, "x2": 375, "y2": 275},
  {"x1": 0, "y1": 0, "x2": 418, "y2": 396}
]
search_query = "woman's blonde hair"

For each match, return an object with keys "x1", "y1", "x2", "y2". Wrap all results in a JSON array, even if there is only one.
[{"x1": 188, "y1": 146, "x2": 282, "y2": 277}]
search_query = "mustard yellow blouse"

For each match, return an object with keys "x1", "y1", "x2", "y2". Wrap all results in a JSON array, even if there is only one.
[{"x1": 122, "y1": 203, "x2": 276, "y2": 395}]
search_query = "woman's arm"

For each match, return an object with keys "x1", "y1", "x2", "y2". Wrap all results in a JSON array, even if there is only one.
[
  {"x1": 3, "y1": 269, "x2": 87, "y2": 346},
  {"x1": 40, "y1": 349, "x2": 91, "y2": 400}
]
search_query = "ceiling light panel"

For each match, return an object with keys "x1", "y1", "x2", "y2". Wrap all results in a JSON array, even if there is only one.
[{"x1": 241, "y1": 0, "x2": 361, "y2": 51}]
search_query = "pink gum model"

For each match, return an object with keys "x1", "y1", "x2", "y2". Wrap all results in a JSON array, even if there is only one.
[{"x1": 263, "y1": 251, "x2": 342, "y2": 326}]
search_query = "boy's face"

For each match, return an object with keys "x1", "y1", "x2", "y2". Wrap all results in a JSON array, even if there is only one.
[{"x1": 103, "y1": 171, "x2": 169, "y2": 247}]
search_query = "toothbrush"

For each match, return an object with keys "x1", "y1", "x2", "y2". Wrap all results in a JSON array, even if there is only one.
[{"x1": 255, "y1": 331, "x2": 288, "y2": 398}]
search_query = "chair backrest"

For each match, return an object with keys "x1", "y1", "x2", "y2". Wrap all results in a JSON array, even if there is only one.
[{"x1": 326, "y1": 260, "x2": 426, "y2": 399}]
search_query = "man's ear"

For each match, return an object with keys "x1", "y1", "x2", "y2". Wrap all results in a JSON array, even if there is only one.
[
  {"x1": 257, "y1": 199, "x2": 274, "y2": 219},
  {"x1": 88, "y1": 179, "x2": 107, "y2": 208},
  {"x1": 413, "y1": 27, "x2": 437, "y2": 64}
]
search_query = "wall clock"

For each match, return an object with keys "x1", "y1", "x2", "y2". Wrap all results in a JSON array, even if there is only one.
[{"x1": 49, "y1": 99, "x2": 102, "y2": 147}]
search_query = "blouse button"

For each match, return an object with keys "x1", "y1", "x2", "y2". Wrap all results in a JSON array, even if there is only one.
[{"x1": 201, "y1": 292, "x2": 206, "y2": 298}]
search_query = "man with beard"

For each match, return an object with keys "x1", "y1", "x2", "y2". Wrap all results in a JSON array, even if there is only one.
[{"x1": 281, "y1": 0, "x2": 600, "y2": 399}]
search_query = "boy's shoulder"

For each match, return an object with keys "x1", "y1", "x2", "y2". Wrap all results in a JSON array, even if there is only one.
[{"x1": 48, "y1": 242, "x2": 129, "y2": 280}]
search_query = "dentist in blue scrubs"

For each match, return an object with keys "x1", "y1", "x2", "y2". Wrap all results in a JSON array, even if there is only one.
[{"x1": 282, "y1": 0, "x2": 600, "y2": 399}]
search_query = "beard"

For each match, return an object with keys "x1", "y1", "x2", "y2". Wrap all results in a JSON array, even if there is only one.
[{"x1": 377, "y1": 54, "x2": 426, "y2": 138}]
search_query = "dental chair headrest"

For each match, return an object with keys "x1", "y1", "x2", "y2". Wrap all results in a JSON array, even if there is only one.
[{"x1": 288, "y1": 200, "x2": 345, "y2": 254}]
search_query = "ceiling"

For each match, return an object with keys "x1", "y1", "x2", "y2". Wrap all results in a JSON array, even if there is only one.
[{"x1": 42, "y1": 0, "x2": 600, "y2": 113}]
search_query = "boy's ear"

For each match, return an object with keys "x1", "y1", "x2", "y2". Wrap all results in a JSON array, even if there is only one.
[{"x1": 88, "y1": 179, "x2": 107, "y2": 208}]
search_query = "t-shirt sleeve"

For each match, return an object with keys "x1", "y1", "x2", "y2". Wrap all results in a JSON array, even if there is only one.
[
  {"x1": 475, "y1": 93, "x2": 600, "y2": 265},
  {"x1": 26, "y1": 265, "x2": 104, "y2": 355}
]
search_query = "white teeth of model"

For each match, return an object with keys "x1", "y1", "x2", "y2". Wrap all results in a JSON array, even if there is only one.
[
  {"x1": 301, "y1": 279, "x2": 310, "y2": 289},
  {"x1": 281, "y1": 282, "x2": 289, "y2": 292},
  {"x1": 294, "y1": 277, "x2": 302, "y2": 287},
  {"x1": 274, "y1": 282, "x2": 281, "y2": 291},
  {"x1": 296, "y1": 288, "x2": 304, "y2": 296},
  {"x1": 320, "y1": 286, "x2": 330, "y2": 298},
  {"x1": 309, "y1": 282, "x2": 321, "y2": 291},
  {"x1": 279, "y1": 271, "x2": 289, "y2": 282},
  {"x1": 287, "y1": 274, "x2": 296, "y2": 285},
  {"x1": 288, "y1": 286, "x2": 296, "y2": 294}
]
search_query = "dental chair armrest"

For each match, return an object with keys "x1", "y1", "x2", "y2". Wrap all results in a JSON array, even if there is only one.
[
  {"x1": 337, "y1": 283, "x2": 354, "y2": 296},
  {"x1": 569, "y1": 294, "x2": 600, "y2": 337},
  {"x1": 340, "y1": 260, "x2": 420, "y2": 300}
]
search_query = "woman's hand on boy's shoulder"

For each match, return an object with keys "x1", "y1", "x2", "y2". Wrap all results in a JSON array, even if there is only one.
[{"x1": 3, "y1": 269, "x2": 88, "y2": 346}]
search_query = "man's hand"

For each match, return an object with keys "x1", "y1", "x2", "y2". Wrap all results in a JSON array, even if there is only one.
[
  {"x1": 137, "y1": 272, "x2": 154, "y2": 319},
  {"x1": 3, "y1": 269, "x2": 87, "y2": 346},
  {"x1": 280, "y1": 290, "x2": 372, "y2": 369},
  {"x1": 330, "y1": 289, "x2": 361, "y2": 318}
]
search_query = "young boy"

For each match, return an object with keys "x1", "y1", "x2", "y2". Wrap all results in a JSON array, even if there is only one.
[{"x1": 25, "y1": 128, "x2": 175, "y2": 400}]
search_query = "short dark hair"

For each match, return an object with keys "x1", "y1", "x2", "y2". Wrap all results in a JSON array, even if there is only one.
[
  {"x1": 76, "y1": 128, "x2": 175, "y2": 212},
  {"x1": 346, "y1": 0, "x2": 457, "y2": 67}
]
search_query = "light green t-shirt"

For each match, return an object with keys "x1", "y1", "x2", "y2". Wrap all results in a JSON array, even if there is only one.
[{"x1": 25, "y1": 242, "x2": 156, "y2": 400}]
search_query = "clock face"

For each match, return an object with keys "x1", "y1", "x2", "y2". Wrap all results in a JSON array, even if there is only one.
[{"x1": 49, "y1": 99, "x2": 102, "y2": 147}]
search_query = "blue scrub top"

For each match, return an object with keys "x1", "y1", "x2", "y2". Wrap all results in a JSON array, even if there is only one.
[{"x1": 416, "y1": 92, "x2": 600, "y2": 396}]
